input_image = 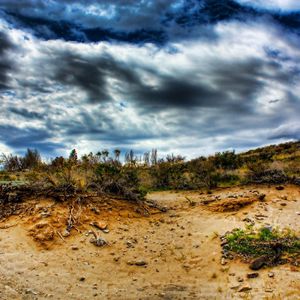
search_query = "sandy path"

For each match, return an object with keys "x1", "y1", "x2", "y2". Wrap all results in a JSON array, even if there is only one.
[{"x1": 0, "y1": 185, "x2": 299, "y2": 299}]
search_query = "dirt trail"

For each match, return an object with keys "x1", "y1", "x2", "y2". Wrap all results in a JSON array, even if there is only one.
[{"x1": 0, "y1": 185, "x2": 299, "y2": 299}]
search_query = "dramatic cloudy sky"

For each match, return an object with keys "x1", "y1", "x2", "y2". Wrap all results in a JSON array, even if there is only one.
[{"x1": 0, "y1": 0, "x2": 299, "y2": 159}]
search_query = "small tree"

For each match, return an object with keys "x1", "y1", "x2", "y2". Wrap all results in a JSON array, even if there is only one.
[{"x1": 21, "y1": 148, "x2": 41, "y2": 169}]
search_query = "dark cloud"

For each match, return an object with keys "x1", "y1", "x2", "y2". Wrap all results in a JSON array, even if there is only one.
[
  {"x1": 0, "y1": 31, "x2": 15, "y2": 90},
  {"x1": 9, "y1": 108, "x2": 45, "y2": 120},
  {"x1": 1, "y1": 0, "x2": 300, "y2": 44},
  {"x1": 0, "y1": 1, "x2": 299, "y2": 157},
  {"x1": 0, "y1": 125, "x2": 65, "y2": 153}
]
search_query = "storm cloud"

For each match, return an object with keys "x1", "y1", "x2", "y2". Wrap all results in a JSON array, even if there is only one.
[{"x1": 0, "y1": 1, "x2": 299, "y2": 158}]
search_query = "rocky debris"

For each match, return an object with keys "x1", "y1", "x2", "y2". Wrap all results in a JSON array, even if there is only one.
[
  {"x1": 242, "y1": 217, "x2": 255, "y2": 225},
  {"x1": 210, "y1": 197, "x2": 256, "y2": 212},
  {"x1": 249, "y1": 255, "x2": 268, "y2": 270},
  {"x1": 276, "y1": 186, "x2": 285, "y2": 191},
  {"x1": 28, "y1": 222, "x2": 55, "y2": 245},
  {"x1": 237, "y1": 277, "x2": 244, "y2": 282},
  {"x1": 247, "y1": 273, "x2": 259, "y2": 279},
  {"x1": 62, "y1": 229, "x2": 71, "y2": 237},
  {"x1": 90, "y1": 221, "x2": 107, "y2": 230},
  {"x1": 258, "y1": 194, "x2": 266, "y2": 201},
  {"x1": 88, "y1": 230, "x2": 107, "y2": 247},
  {"x1": 40, "y1": 209, "x2": 51, "y2": 218},
  {"x1": 91, "y1": 207, "x2": 100, "y2": 214},
  {"x1": 126, "y1": 238, "x2": 138, "y2": 248},
  {"x1": 230, "y1": 284, "x2": 241, "y2": 290},
  {"x1": 265, "y1": 288, "x2": 273, "y2": 293},
  {"x1": 25, "y1": 288, "x2": 38, "y2": 295},
  {"x1": 268, "y1": 272, "x2": 275, "y2": 278},
  {"x1": 127, "y1": 260, "x2": 148, "y2": 266},
  {"x1": 238, "y1": 284, "x2": 252, "y2": 292}
]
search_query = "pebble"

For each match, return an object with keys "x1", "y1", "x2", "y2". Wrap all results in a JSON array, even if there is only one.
[
  {"x1": 238, "y1": 284, "x2": 252, "y2": 292},
  {"x1": 268, "y1": 272, "x2": 275, "y2": 278},
  {"x1": 127, "y1": 260, "x2": 148, "y2": 266},
  {"x1": 247, "y1": 273, "x2": 259, "y2": 279}
]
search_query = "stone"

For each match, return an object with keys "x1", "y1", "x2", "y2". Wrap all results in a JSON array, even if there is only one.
[
  {"x1": 62, "y1": 230, "x2": 70, "y2": 237},
  {"x1": 249, "y1": 255, "x2": 268, "y2": 270},
  {"x1": 127, "y1": 260, "x2": 148, "y2": 266},
  {"x1": 268, "y1": 272, "x2": 275, "y2": 278},
  {"x1": 90, "y1": 221, "x2": 107, "y2": 230},
  {"x1": 247, "y1": 273, "x2": 259, "y2": 279},
  {"x1": 90, "y1": 236, "x2": 107, "y2": 247},
  {"x1": 238, "y1": 284, "x2": 252, "y2": 292}
]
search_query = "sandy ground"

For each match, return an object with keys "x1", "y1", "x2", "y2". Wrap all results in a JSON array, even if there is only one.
[{"x1": 0, "y1": 185, "x2": 299, "y2": 300}]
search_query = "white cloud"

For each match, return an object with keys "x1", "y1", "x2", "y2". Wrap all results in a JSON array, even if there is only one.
[
  {"x1": 0, "y1": 18, "x2": 300, "y2": 158},
  {"x1": 235, "y1": 0, "x2": 300, "y2": 11}
]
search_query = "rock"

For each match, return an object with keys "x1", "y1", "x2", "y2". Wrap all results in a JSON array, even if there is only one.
[
  {"x1": 280, "y1": 203, "x2": 287, "y2": 206},
  {"x1": 237, "y1": 276, "x2": 244, "y2": 282},
  {"x1": 258, "y1": 194, "x2": 266, "y2": 201},
  {"x1": 249, "y1": 255, "x2": 268, "y2": 270},
  {"x1": 40, "y1": 211, "x2": 51, "y2": 218},
  {"x1": 238, "y1": 284, "x2": 252, "y2": 292},
  {"x1": 25, "y1": 288, "x2": 38, "y2": 295},
  {"x1": 265, "y1": 288, "x2": 273, "y2": 293},
  {"x1": 276, "y1": 186, "x2": 284, "y2": 191},
  {"x1": 91, "y1": 207, "x2": 100, "y2": 214},
  {"x1": 230, "y1": 284, "x2": 241, "y2": 290},
  {"x1": 90, "y1": 236, "x2": 107, "y2": 247},
  {"x1": 90, "y1": 221, "x2": 107, "y2": 230},
  {"x1": 62, "y1": 230, "x2": 70, "y2": 237},
  {"x1": 71, "y1": 245, "x2": 79, "y2": 250},
  {"x1": 221, "y1": 258, "x2": 227, "y2": 265},
  {"x1": 247, "y1": 273, "x2": 259, "y2": 279},
  {"x1": 268, "y1": 272, "x2": 275, "y2": 278},
  {"x1": 127, "y1": 260, "x2": 148, "y2": 266},
  {"x1": 113, "y1": 256, "x2": 120, "y2": 262},
  {"x1": 221, "y1": 240, "x2": 228, "y2": 247},
  {"x1": 79, "y1": 277, "x2": 85, "y2": 282}
]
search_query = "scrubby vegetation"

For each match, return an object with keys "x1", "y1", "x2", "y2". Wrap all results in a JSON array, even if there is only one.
[
  {"x1": 221, "y1": 226, "x2": 300, "y2": 268},
  {"x1": 0, "y1": 141, "x2": 299, "y2": 204}
]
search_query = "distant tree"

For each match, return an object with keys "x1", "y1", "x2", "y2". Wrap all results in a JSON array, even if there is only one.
[
  {"x1": 125, "y1": 150, "x2": 136, "y2": 165},
  {"x1": 151, "y1": 149, "x2": 158, "y2": 166},
  {"x1": 101, "y1": 149, "x2": 109, "y2": 162},
  {"x1": 1, "y1": 154, "x2": 22, "y2": 171},
  {"x1": 69, "y1": 149, "x2": 78, "y2": 163},
  {"x1": 51, "y1": 156, "x2": 65, "y2": 169},
  {"x1": 21, "y1": 148, "x2": 41, "y2": 169},
  {"x1": 114, "y1": 149, "x2": 121, "y2": 161},
  {"x1": 143, "y1": 152, "x2": 150, "y2": 166}
]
